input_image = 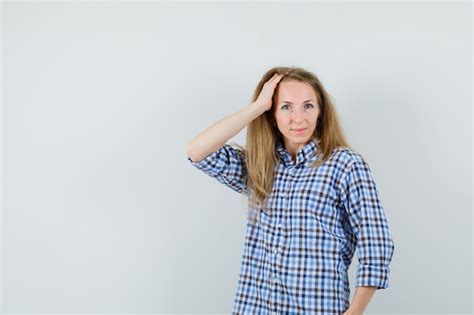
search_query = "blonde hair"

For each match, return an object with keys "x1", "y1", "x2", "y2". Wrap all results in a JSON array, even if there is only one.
[{"x1": 234, "y1": 66, "x2": 353, "y2": 225}]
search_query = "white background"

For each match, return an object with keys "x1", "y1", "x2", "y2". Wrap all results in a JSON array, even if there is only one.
[{"x1": 1, "y1": 1, "x2": 472, "y2": 314}]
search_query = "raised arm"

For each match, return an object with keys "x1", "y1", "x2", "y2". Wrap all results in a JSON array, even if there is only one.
[
  {"x1": 186, "y1": 72, "x2": 285, "y2": 194},
  {"x1": 186, "y1": 103, "x2": 265, "y2": 162},
  {"x1": 186, "y1": 103, "x2": 266, "y2": 194},
  {"x1": 186, "y1": 72, "x2": 285, "y2": 161}
]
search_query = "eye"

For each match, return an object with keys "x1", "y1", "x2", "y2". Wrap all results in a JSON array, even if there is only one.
[{"x1": 281, "y1": 104, "x2": 314, "y2": 110}]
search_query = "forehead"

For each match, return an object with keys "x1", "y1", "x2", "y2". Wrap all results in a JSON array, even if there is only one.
[{"x1": 276, "y1": 80, "x2": 317, "y2": 103}]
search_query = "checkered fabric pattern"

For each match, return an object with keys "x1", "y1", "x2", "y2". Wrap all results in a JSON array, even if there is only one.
[{"x1": 187, "y1": 139, "x2": 395, "y2": 314}]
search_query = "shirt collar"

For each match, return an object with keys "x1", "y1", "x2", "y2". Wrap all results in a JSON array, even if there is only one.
[{"x1": 276, "y1": 138, "x2": 319, "y2": 166}]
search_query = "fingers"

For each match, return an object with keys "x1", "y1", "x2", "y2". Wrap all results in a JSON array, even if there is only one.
[
  {"x1": 269, "y1": 73, "x2": 279, "y2": 81},
  {"x1": 269, "y1": 72, "x2": 285, "y2": 83}
]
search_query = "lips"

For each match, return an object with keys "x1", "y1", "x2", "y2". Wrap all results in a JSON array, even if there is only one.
[{"x1": 292, "y1": 128, "x2": 307, "y2": 131}]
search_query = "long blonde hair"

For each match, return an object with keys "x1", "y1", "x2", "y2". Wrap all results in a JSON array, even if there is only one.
[{"x1": 232, "y1": 66, "x2": 352, "y2": 225}]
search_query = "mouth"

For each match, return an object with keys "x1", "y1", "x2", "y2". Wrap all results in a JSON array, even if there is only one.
[{"x1": 291, "y1": 128, "x2": 307, "y2": 135}]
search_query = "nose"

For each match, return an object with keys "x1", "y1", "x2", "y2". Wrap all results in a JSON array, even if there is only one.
[{"x1": 291, "y1": 108, "x2": 305, "y2": 123}]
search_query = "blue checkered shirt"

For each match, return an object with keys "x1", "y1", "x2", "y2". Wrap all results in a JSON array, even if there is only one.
[{"x1": 187, "y1": 139, "x2": 395, "y2": 314}]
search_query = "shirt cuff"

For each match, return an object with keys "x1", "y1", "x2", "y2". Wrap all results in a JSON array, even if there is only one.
[
  {"x1": 187, "y1": 150, "x2": 220, "y2": 174},
  {"x1": 355, "y1": 264, "x2": 390, "y2": 289}
]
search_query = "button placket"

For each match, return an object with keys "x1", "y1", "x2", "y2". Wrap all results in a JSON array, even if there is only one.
[
  {"x1": 268, "y1": 215, "x2": 282, "y2": 315},
  {"x1": 273, "y1": 218, "x2": 285, "y2": 255}
]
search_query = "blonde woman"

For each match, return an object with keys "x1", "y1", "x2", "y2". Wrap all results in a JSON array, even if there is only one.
[{"x1": 186, "y1": 67, "x2": 395, "y2": 315}]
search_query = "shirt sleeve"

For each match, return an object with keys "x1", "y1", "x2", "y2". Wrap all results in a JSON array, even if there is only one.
[
  {"x1": 187, "y1": 144, "x2": 248, "y2": 195},
  {"x1": 338, "y1": 156, "x2": 395, "y2": 289}
]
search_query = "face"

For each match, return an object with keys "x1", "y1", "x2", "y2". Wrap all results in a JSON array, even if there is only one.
[{"x1": 274, "y1": 80, "x2": 320, "y2": 155}]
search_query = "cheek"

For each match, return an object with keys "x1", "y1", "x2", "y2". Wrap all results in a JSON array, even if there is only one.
[
  {"x1": 276, "y1": 118, "x2": 290, "y2": 127},
  {"x1": 274, "y1": 114, "x2": 287, "y2": 125}
]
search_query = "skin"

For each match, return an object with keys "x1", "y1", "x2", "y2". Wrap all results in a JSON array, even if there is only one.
[
  {"x1": 274, "y1": 80, "x2": 320, "y2": 162},
  {"x1": 343, "y1": 286, "x2": 377, "y2": 314}
]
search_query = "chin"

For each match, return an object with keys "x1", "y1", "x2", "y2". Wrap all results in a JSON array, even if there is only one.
[
  {"x1": 290, "y1": 134, "x2": 311, "y2": 140},
  {"x1": 286, "y1": 136, "x2": 310, "y2": 144}
]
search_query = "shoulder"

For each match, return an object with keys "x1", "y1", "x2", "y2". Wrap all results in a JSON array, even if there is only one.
[
  {"x1": 330, "y1": 146, "x2": 367, "y2": 168},
  {"x1": 328, "y1": 147, "x2": 371, "y2": 193},
  {"x1": 326, "y1": 146, "x2": 373, "y2": 184}
]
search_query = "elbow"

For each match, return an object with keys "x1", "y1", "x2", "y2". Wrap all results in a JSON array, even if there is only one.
[
  {"x1": 186, "y1": 142, "x2": 200, "y2": 162},
  {"x1": 186, "y1": 145, "x2": 194, "y2": 161},
  {"x1": 186, "y1": 139, "x2": 195, "y2": 155}
]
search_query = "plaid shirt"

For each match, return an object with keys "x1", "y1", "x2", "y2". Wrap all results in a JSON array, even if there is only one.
[{"x1": 187, "y1": 139, "x2": 395, "y2": 314}]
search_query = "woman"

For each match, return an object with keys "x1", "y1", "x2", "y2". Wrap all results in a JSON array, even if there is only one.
[{"x1": 186, "y1": 67, "x2": 395, "y2": 315}]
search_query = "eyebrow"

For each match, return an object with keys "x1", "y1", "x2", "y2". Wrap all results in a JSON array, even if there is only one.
[{"x1": 280, "y1": 99, "x2": 316, "y2": 104}]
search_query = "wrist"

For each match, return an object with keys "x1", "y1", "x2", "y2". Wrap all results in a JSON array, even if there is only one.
[
  {"x1": 345, "y1": 308, "x2": 364, "y2": 315},
  {"x1": 247, "y1": 101, "x2": 266, "y2": 116}
]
